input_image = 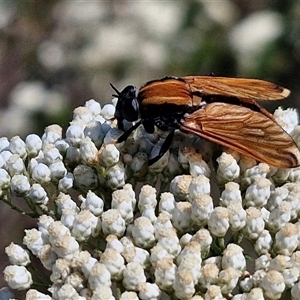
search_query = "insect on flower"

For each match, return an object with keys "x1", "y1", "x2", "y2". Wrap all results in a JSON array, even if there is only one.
[{"x1": 111, "y1": 75, "x2": 300, "y2": 168}]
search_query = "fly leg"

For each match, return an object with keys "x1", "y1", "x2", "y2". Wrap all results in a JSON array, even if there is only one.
[
  {"x1": 148, "y1": 130, "x2": 174, "y2": 165},
  {"x1": 117, "y1": 120, "x2": 142, "y2": 143}
]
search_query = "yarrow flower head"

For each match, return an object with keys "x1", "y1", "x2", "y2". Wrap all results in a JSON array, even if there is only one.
[{"x1": 1, "y1": 94, "x2": 300, "y2": 300}]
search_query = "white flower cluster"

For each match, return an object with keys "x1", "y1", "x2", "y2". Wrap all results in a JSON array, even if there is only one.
[{"x1": 1, "y1": 101, "x2": 300, "y2": 300}]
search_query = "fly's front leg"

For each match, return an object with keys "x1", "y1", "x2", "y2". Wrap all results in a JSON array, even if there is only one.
[{"x1": 148, "y1": 130, "x2": 174, "y2": 165}]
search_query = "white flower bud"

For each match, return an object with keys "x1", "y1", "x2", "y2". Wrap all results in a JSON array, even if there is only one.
[
  {"x1": 273, "y1": 223, "x2": 298, "y2": 256},
  {"x1": 23, "y1": 229, "x2": 44, "y2": 255},
  {"x1": 173, "y1": 269, "x2": 195, "y2": 299},
  {"x1": 122, "y1": 246, "x2": 150, "y2": 269},
  {"x1": 123, "y1": 262, "x2": 146, "y2": 291},
  {"x1": 244, "y1": 177, "x2": 271, "y2": 208},
  {"x1": 177, "y1": 243, "x2": 202, "y2": 283},
  {"x1": 132, "y1": 216, "x2": 155, "y2": 248},
  {"x1": 191, "y1": 194, "x2": 213, "y2": 227},
  {"x1": 79, "y1": 137, "x2": 98, "y2": 165},
  {"x1": 106, "y1": 162, "x2": 126, "y2": 189},
  {"x1": 42, "y1": 124, "x2": 62, "y2": 144},
  {"x1": 73, "y1": 165, "x2": 98, "y2": 191},
  {"x1": 106, "y1": 235, "x2": 124, "y2": 253},
  {"x1": 48, "y1": 221, "x2": 79, "y2": 259},
  {"x1": 58, "y1": 173, "x2": 74, "y2": 192},
  {"x1": 158, "y1": 192, "x2": 175, "y2": 218},
  {"x1": 138, "y1": 185, "x2": 157, "y2": 213},
  {"x1": 10, "y1": 174, "x2": 30, "y2": 196},
  {"x1": 188, "y1": 175, "x2": 210, "y2": 201},
  {"x1": 9, "y1": 136, "x2": 27, "y2": 159},
  {"x1": 222, "y1": 244, "x2": 245, "y2": 272},
  {"x1": 66, "y1": 124, "x2": 85, "y2": 147},
  {"x1": 72, "y1": 210, "x2": 101, "y2": 241},
  {"x1": 6, "y1": 154, "x2": 25, "y2": 176},
  {"x1": 227, "y1": 201, "x2": 246, "y2": 232},
  {"x1": 138, "y1": 282, "x2": 161, "y2": 300},
  {"x1": 170, "y1": 175, "x2": 193, "y2": 200},
  {"x1": 220, "y1": 182, "x2": 242, "y2": 207},
  {"x1": 31, "y1": 163, "x2": 51, "y2": 184},
  {"x1": 1, "y1": 150, "x2": 13, "y2": 163},
  {"x1": 243, "y1": 207, "x2": 265, "y2": 240},
  {"x1": 43, "y1": 145, "x2": 63, "y2": 164},
  {"x1": 274, "y1": 107, "x2": 298, "y2": 134},
  {"x1": 267, "y1": 201, "x2": 292, "y2": 233},
  {"x1": 216, "y1": 152, "x2": 240, "y2": 183},
  {"x1": 27, "y1": 184, "x2": 48, "y2": 205},
  {"x1": 37, "y1": 215, "x2": 55, "y2": 243},
  {"x1": 73, "y1": 106, "x2": 93, "y2": 123},
  {"x1": 156, "y1": 227, "x2": 181, "y2": 257},
  {"x1": 91, "y1": 285, "x2": 114, "y2": 300},
  {"x1": 4, "y1": 265, "x2": 32, "y2": 290},
  {"x1": 84, "y1": 121, "x2": 104, "y2": 148},
  {"x1": 85, "y1": 99, "x2": 101, "y2": 116},
  {"x1": 150, "y1": 244, "x2": 173, "y2": 266},
  {"x1": 25, "y1": 134, "x2": 42, "y2": 158},
  {"x1": 80, "y1": 190, "x2": 103, "y2": 216},
  {"x1": 49, "y1": 160, "x2": 67, "y2": 181},
  {"x1": 204, "y1": 285, "x2": 223, "y2": 299},
  {"x1": 56, "y1": 283, "x2": 80, "y2": 300},
  {"x1": 112, "y1": 189, "x2": 135, "y2": 224},
  {"x1": 172, "y1": 201, "x2": 192, "y2": 232},
  {"x1": 261, "y1": 270, "x2": 285, "y2": 300},
  {"x1": 119, "y1": 291, "x2": 138, "y2": 300},
  {"x1": 267, "y1": 186, "x2": 288, "y2": 211},
  {"x1": 254, "y1": 230, "x2": 273, "y2": 255},
  {"x1": 100, "y1": 248, "x2": 125, "y2": 280},
  {"x1": 50, "y1": 258, "x2": 70, "y2": 283},
  {"x1": 101, "y1": 104, "x2": 115, "y2": 120},
  {"x1": 101, "y1": 209, "x2": 126, "y2": 237},
  {"x1": 219, "y1": 267, "x2": 240, "y2": 295},
  {"x1": 241, "y1": 163, "x2": 270, "y2": 188},
  {"x1": 55, "y1": 193, "x2": 78, "y2": 214},
  {"x1": 72, "y1": 251, "x2": 97, "y2": 279},
  {"x1": 208, "y1": 207, "x2": 229, "y2": 237},
  {"x1": 188, "y1": 153, "x2": 211, "y2": 178},
  {"x1": 154, "y1": 258, "x2": 176, "y2": 291},
  {"x1": 5, "y1": 243, "x2": 30, "y2": 266},
  {"x1": 154, "y1": 213, "x2": 173, "y2": 238},
  {"x1": 198, "y1": 263, "x2": 219, "y2": 289},
  {"x1": 191, "y1": 229, "x2": 213, "y2": 255},
  {"x1": 38, "y1": 244, "x2": 57, "y2": 271}
]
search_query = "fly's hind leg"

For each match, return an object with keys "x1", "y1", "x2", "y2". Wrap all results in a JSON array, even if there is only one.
[{"x1": 148, "y1": 130, "x2": 174, "y2": 165}]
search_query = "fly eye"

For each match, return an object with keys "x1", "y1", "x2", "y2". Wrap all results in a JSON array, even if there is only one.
[
  {"x1": 112, "y1": 84, "x2": 139, "y2": 122},
  {"x1": 123, "y1": 97, "x2": 139, "y2": 121}
]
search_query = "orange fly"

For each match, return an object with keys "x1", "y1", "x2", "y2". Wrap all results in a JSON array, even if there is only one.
[{"x1": 111, "y1": 76, "x2": 300, "y2": 168}]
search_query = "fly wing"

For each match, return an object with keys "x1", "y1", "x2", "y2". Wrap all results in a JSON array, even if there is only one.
[
  {"x1": 180, "y1": 103, "x2": 300, "y2": 168},
  {"x1": 184, "y1": 76, "x2": 290, "y2": 100}
]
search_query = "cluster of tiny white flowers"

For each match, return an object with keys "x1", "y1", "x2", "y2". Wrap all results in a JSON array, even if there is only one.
[{"x1": 1, "y1": 99, "x2": 300, "y2": 300}]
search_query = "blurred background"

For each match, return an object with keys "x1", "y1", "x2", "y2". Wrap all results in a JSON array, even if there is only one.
[{"x1": 0, "y1": 0, "x2": 300, "y2": 292}]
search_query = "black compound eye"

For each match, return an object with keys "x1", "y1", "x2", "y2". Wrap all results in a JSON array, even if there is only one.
[{"x1": 113, "y1": 85, "x2": 139, "y2": 122}]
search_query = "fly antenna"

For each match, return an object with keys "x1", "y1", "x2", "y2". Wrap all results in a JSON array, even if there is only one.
[{"x1": 110, "y1": 83, "x2": 120, "y2": 98}]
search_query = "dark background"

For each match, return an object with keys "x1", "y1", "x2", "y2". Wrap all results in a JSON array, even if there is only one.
[{"x1": 0, "y1": 0, "x2": 299, "y2": 293}]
